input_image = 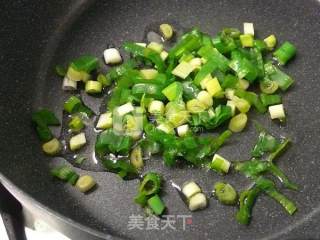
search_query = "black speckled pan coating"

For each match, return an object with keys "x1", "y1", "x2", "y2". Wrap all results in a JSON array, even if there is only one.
[{"x1": 1, "y1": 0, "x2": 320, "y2": 239}]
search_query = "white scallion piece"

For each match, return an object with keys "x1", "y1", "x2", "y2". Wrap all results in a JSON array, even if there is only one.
[
  {"x1": 197, "y1": 90, "x2": 213, "y2": 108},
  {"x1": 200, "y1": 74, "x2": 212, "y2": 89},
  {"x1": 243, "y1": 22, "x2": 254, "y2": 36},
  {"x1": 103, "y1": 48, "x2": 122, "y2": 65},
  {"x1": 189, "y1": 58, "x2": 202, "y2": 70},
  {"x1": 172, "y1": 61, "x2": 195, "y2": 79},
  {"x1": 76, "y1": 175, "x2": 96, "y2": 193},
  {"x1": 148, "y1": 100, "x2": 165, "y2": 115},
  {"x1": 182, "y1": 181, "x2": 201, "y2": 199},
  {"x1": 269, "y1": 104, "x2": 286, "y2": 120},
  {"x1": 188, "y1": 193, "x2": 207, "y2": 211},
  {"x1": 176, "y1": 124, "x2": 189, "y2": 137},
  {"x1": 140, "y1": 69, "x2": 158, "y2": 79},
  {"x1": 62, "y1": 76, "x2": 77, "y2": 91},
  {"x1": 116, "y1": 102, "x2": 134, "y2": 117},
  {"x1": 69, "y1": 133, "x2": 86, "y2": 151},
  {"x1": 205, "y1": 77, "x2": 222, "y2": 97},
  {"x1": 96, "y1": 112, "x2": 112, "y2": 129}
]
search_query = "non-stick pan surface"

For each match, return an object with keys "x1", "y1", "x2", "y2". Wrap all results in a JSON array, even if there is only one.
[{"x1": 1, "y1": 0, "x2": 320, "y2": 239}]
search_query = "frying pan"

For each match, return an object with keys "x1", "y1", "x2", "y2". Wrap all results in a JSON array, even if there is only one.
[{"x1": 1, "y1": 0, "x2": 320, "y2": 239}]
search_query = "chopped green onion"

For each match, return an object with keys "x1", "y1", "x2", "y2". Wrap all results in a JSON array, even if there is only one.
[
  {"x1": 51, "y1": 165, "x2": 79, "y2": 185},
  {"x1": 243, "y1": 22, "x2": 254, "y2": 36},
  {"x1": 269, "y1": 104, "x2": 285, "y2": 120},
  {"x1": 62, "y1": 77, "x2": 77, "y2": 91},
  {"x1": 139, "y1": 172, "x2": 161, "y2": 196},
  {"x1": 130, "y1": 146, "x2": 143, "y2": 169},
  {"x1": 161, "y1": 81, "x2": 183, "y2": 101},
  {"x1": 228, "y1": 113, "x2": 248, "y2": 132},
  {"x1": 255, "y1": 176, "x2": 297, "y2": 215},
  {"x1": 267, "y1": 138, "x2": 291, "y2": 162},
  {"x1": 69, "y1": 132, "x2": 86, "y2": 151},
  {"x1": 187, "y1": 99, "x2": 207, "y2": 113},
  {"x1": 157, "y1": 122, "x2": 174, "y2": 134},
  {"x1": 36, "y1": 125, "x2": 53, "y2": 142},
  {"x1": 75, "y1": 175, "x2": 96, "y2": 193},
  {"x1": 264, "y1": 62, "x2": 294, "y2": 91},
  {"x1": 68, "y1": 115, "x2": 84, "y2": 132},
  {"x1": 210, "y1": 154, "x2": 231, "y2": 174},
  {"x1": 85, "y1": 80, "x2": 102, "y2": 94},
  {"x1": 147, "y1": 42, "x2": 163, "y2": 53},
  {"x1": 214, "y1": 182, "x2": 237, "y2": 205},
  {"x1": 160, "y1": 51, "x2": 168, "y2": 61},
  {"x1": 205, "y1": 77, "x2": 222, "y2": 97},
  {"x1": 260, "y1": 93, "x2": 282, "y2": 107},
  {"x1": 140, "y1": 69, "x2": 158, "y2": 79},
  {"x1": 64, "y1": 96, "x2": 81, "y2": 114},
  {"x1": 240, "y1": 34, "x2": 254, "y2": 47},
  {"x1": 32, "y1": 109, "x2": 60, "y2": 126},
  {"x1": 172, "y1": 61, "x2": 195, "y2": 79},
  {"x1": 264, "y1": 34, "x2": 277, "y2": 49},
  {"x1": 259, "y1": 79, "x2": 279, "y2": 94},
  {"x1": 42, "y1": 138, "x2": 61, "y2": 155},
  {"x1": 66, "y1": 66, "x2": 84, "y2": 81},
  {"x1": 148, "y1": 100, "x2": 165, "y2": 115},
  {"x1": 75, "y1": 155, "x2": 87, "y2": 165},
  {"x1": 226, "y1": 100, "x2": 236, "y2": 116},
  {"x1": 96, "y1": 112, "x2": 113, "y2": 129},
  {"x1": 160, "y1": 23, "x2": 174, "y2": 40},
  {"x1": 188, "y1": 192, "x2": 207, "y2": 211},
  {"x1": 147, "y1": 194, "x2": 166, "y2": 215},
  {"x1": 97, "y1": 73, "x2": 112, "y2": 87},
  {"x1": 273, "y1": 41, "x2": 296, "y2": 65},
  {"x1": 103, "y1": 48, "x2": 122, "y2": 64},
  {"x1": 236, "y1": 79, "x2": 250, "y2": 90},
  {"x1": 232, "y1": 96, "x2": 251, "y2": 113},
  {"x1": 70, "y1": 55, "x2": 99, "y2": 73},
  {"x1": 134, "y1": 192, "x2": 148, "y2": 207},
  {"x1": 182, "y1": 181, "x2": 202, "y2": 199},
  {"x1": 176, "y1": 124, "x2": 190, "y2": 137},
  {"x1": 236, "y1": 187, "x2": 260, "y2": 225},
  {"x1": 197, "y1": 90, "x2": 213, "y2": 108}
]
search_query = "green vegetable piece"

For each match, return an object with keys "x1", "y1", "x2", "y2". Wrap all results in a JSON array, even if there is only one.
[
  {"x1": 132, "y1": 83, "x2": 165, "y2": 100},
  {"x1": 236, "y1": 187, "x2": 260, "y2": 225},
  {"x1": 255, "y1": 176, "x2": 297, "y2": 215},
  {"x1": 36, "y1": 125, "x2": 53, "y2": 142},
  {"x1": 260, "y1": 93, "x2": 282, "y2": 107},
  {"x1": 160, "y1": 23, "x2": 174, "y2": 40},
  {"x1": 102, "y1": 159, "x2": 138, "y2": 179},
  {"x1": 254, "y1": 40, "x2": 267, "y2": 52},
  {"x1": 70, "y1": 55, "x2": 99, "y2": 73},
  {"x1": 134, "y1": 192, "x2": 148, "y2": 207},
  {"x1": 42, "y1": 138, "x2": 61, "y2": 155},
  {"x1": 51, "y1": 165, "x2": 79, "y2": 185},
  {"x1": 147, "y1": 194, "x2": 166, "y2": 215},
  {"x1": 198, "y1": 46, "x2": 230, "y2": 72},
  {"x1": 240, "y1": 34, "x2": 254, "y2": 47},
  {"x1": 64, "y1": 96, "x2": 81, "y2": 113},
  {"x1": 229, "y1": 54, "x2": 258, "y2": 82},
  {"x1": 32, "y1": 109, "x2": 60, "y2": 126},
  {"x1": 168, "y1": 29, "x2": 203, "y2": 58},
  {"x1": 95, "y1": 129, "x2": 133, "y2": 156},
  {"x1": 264, "y1": 62, "x2": 294, "y2": 91},
  {"x1": 161, "y1": 81, "x2": 183, "y2": 101},
  {"x1": 130, "y1": 146, "x2": 143, "y2": 169},
  {"x1": 273, "y1": 41, "x2": 296, "y2": 65},
  {"x1": 234, "y1": 89, "x2": 266, "y2": 113},
  {"x1": 75, "y1": 175, "x2": 96, "y2": 193},
  {"x1": 97, "y1": 73, "x2": 112, "y2": 87},
  {"x1": 68, "y1": 115, "x2": 84, "y2": 132},
  {"x1": 259, "y1": 79, "x2": 279, "y2": 94},
  {"x1": 139, "y1": 172, "x2": 161, "y2": 196},
  {"x1": 251, "y1": 131, "x2": 280, "y2": 158},
  {"x1": 267, "y1": 138, "x2": 291, "y2": 162},
  {"x1": 194, "y1": 58, "x2": 217, "y2": 86},
  {"x1": 214, "y1": 182, "x2": 238, "y2": 205}
]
